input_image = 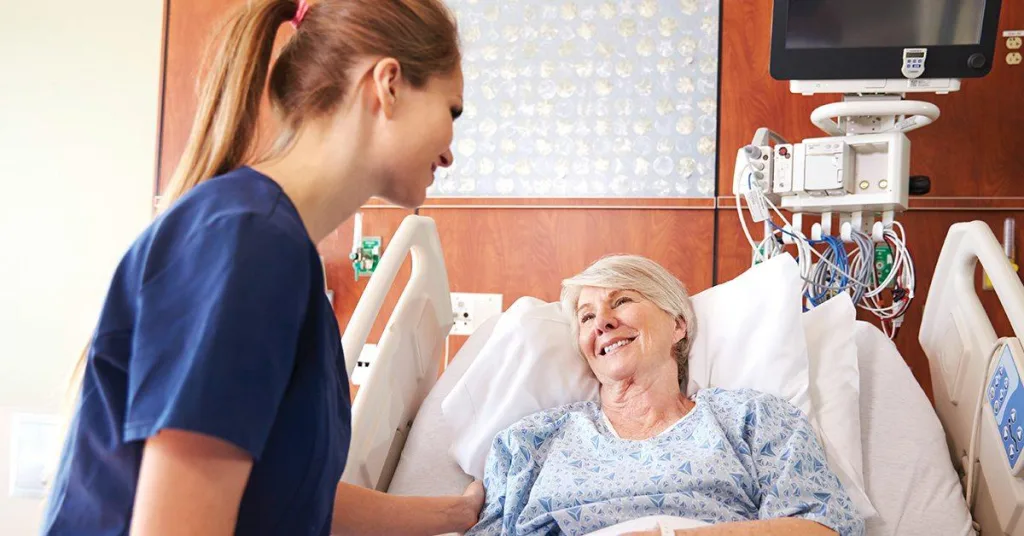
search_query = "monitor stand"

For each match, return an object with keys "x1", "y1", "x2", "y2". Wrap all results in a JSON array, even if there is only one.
[{"x1": 790, "y1": 78, "x2": 962, "y2": 97}]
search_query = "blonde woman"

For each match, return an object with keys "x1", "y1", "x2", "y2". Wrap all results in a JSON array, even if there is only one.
[
  {"x1": 468, "y1": 256, "x2": 863, "y2": 536},
  {"x1": 42, "y1": 1, "x2": 482, "y2": 534}
]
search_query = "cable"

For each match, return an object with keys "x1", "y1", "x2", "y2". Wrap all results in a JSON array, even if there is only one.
[
  {"x1": 966, "y1": 339, "x2": 1013, "y2": 510},
  {"x1": 806, "y1": 235, "x2": 849, "y2": 307},
  {"x1": 736, "y1": 189, "x2": 764, "y2": 263},
  {"x1": 764, "y1": 204, "x2": 870, "y2": 291},
  {"x1": 735, "y1": 162, "x2": 767, "y2": 264}
]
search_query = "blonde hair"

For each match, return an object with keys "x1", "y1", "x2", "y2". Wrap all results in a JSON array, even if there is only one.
[
  {"x1": 68, "y1": 0, "x2": 461, "y2": 417},
  {"x1": 560, "y1": 255, "x2": 697, "y2": 388},
  {"x1": 159, "y1": 0, "x2": 461, "y2": 212}
]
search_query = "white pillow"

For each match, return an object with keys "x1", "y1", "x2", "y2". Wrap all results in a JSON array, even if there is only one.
[
  {"x1": 441, "y1": 297, "x2": 599, "y2": 479},
  {"x1": 802, "y1": 293, "x2": 878, "y2": 520},
  {"x1": 686, "y1": 254, "x2": 812, "y2": 415},
  {"x1": 387, "y1": 315, "x2": 500, "y2": 496}
]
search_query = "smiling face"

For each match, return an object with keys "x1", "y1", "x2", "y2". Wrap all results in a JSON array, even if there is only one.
[
  {"x1": 361, "y1": 60, "x2": 464, "y2": 208},
  {"x1": 575, "y1": 287, "x2": 687, "y2": 386}
]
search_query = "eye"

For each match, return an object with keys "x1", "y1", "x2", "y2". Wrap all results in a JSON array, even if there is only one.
[
  {"x1": 613, "y1": 296, "x2": 633, "y2": 307},
  {"x1": 579, "y1": 313, "x2": 594, "y2": 324}
]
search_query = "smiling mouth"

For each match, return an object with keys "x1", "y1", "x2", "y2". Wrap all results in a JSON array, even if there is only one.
[{"x1": 600, "y1": 337, "x2": 637, "y2": 356}]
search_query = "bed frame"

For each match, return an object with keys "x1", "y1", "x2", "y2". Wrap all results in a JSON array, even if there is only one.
[
  {"x1": 340, "y1": 215, "x2": 1024, "y2": 535},
  {"x1": 921, "y1": 221, "x2": 1024, "y2": 535},
  {"x1": 339, "y1": 216, "x2": 453, "y2": 491}
]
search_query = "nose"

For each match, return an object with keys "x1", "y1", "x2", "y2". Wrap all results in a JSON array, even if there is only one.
[
  {"x1": 594, "y1": 311, "x2": 618, "y2": 335},
  {"x1": 439, "y1": 149, "x2": 454, "y2": 168}
]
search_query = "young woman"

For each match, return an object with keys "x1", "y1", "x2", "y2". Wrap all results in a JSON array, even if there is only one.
[{"x1": 42, "y1": 1, "x2": 482, "y2": 534}]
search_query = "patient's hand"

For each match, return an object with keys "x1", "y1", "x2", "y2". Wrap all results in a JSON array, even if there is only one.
[{"x1": 456, "y1": 481, "x2": 485, "y2": 530}]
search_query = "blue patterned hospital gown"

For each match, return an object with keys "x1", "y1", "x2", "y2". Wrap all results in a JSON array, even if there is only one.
[{"x1": 468, "y1": 388, "x2": 863, "y2": 536}]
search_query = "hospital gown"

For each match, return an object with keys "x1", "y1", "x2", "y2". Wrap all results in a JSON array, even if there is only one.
[{"x1": 468, "y1": 388, "x2": 863, "y2": 536}]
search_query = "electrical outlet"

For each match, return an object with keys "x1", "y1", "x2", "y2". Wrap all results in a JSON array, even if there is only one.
[
  {"x1": 450, "y1": 293, "x2": 503, "y2": 336},
  {"x1": 9, "y1": 413, "x2": 61, "y2": 498},
  {"x1": 1008, "y1": 36, "x2": 1023, "y2": 50},
  {"x1": 352, "y1": 343, "x2": 377, "y2": 385},
  {"x1": 1009, "y1": 52, "x2": 1023, "y2": 66}
]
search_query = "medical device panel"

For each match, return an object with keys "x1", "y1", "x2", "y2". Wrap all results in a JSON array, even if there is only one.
[
  {"x1": 770, "y1": 0, "x2": 1001, "y2": 81},
  {"x1": 987, "y1": 339, "x2": 1024, "y2": 475}
]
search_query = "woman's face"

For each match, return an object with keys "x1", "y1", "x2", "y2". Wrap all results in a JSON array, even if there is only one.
[
  {"x1": 575, "y1": 287, "x2": 686, "y2": 385},
  {"x1": 371, "y1": 61, "x2": 464, "y2": 208}
]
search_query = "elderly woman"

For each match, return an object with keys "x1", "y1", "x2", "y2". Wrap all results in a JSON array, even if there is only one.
[{"x1": 466, "y1": 255, "x2": 863, "y2": 536}]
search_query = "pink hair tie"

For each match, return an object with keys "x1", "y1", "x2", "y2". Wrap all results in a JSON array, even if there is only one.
[{"x1": 291, "y1": 0, "x2": 311, "y2": 29}]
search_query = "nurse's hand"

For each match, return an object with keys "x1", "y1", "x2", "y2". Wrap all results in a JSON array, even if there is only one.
[{"x1": 332, "y1": 480, "x2": 485, "y2": 535}]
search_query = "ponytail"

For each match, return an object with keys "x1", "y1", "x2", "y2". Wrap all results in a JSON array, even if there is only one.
[{"x1": 158, "y1": 0, "x2": 297, "y2": 212}]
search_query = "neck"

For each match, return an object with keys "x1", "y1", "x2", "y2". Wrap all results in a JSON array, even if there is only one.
[
  {"x1": 252, "y1": 111, "x2": 376, "y2": 243},
  {"x1": 600, "y1": 365, "x2": 691, "y2": 440}
]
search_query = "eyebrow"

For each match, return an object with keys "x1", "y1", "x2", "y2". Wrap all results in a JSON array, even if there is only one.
[{"x1": 575, "y1": 290, "x2": 626, "y2": 315}]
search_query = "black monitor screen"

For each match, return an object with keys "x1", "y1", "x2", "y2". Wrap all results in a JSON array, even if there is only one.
[{"x1": 786, "y1": 0, "x2": 988, "y2": 49}]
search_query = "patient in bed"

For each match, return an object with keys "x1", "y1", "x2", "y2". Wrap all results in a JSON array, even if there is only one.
[{"x1": 466, "y1": 255, "x2": 864, "y2": 536}]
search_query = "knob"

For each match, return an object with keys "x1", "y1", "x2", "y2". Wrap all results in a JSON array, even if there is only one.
[
  {"x1": 968, "y1": 53, "x2": 987, "y2": 70},
  {"x1": 909, "y1": 176, "x2": 931, "y2": 196}
]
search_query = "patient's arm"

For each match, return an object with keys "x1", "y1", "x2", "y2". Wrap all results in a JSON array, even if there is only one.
[
  {"x1": 330, "y1": 480, "x2": 483, "y2": 536},
  {"x1": 626, "y1": 518, "x2": 837, "y2": 535},
  {"x1": 744, "y1": 395, "x2": 864, "y2": 535}
]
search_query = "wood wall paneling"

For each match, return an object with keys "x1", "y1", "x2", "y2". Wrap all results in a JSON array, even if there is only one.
[
  {"x1": 718, "y1": 1, "x2": 1024, "y2": 198},
  {"x1": 422, "y1": 208, "x2": 716, "y2": 358},
  {"x1": 160, "y1": 0, "x2": 239, "y2": 191},
  {"x1": 159, "y1": 0, "x2": 293, "y2": 192},
  {"x1": 423, "y1": 208, "x2": 716, "y2": 298}
]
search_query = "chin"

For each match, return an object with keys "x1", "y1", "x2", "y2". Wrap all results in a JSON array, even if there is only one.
[
  {"x1": 592, "y1": 358, "x2": 637, "y2": 383},
  {"x1": 381, "y1": 185, "x2": 428, "y2": 209}
]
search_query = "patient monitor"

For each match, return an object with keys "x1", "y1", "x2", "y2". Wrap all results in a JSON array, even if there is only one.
[{"x1": 732, "y1": 0, "x2": 1003, "y2": 332}]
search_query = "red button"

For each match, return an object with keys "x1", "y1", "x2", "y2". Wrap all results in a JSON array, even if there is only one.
[{"x1": 779, "y1": 147, "x2": 789, "y2": 157}]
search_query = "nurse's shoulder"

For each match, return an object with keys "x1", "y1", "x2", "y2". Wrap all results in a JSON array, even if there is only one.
[{"x1": 132, "y1": 168, "x2": 310, "y2": 282}]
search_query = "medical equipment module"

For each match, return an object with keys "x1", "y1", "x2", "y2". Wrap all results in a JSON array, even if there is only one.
[
  {"x1": 733, "y1": 0, "x2": 1003, "y2": 338},
  {"x1": 350, "y1": 212, "x2": 382, "y2": 281}
]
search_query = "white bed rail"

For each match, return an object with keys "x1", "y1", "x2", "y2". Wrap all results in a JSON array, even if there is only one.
[
  {"x1": 340, "y1": 215, "x2": 453, "y2": 490},
  {"x1": 920, "y1": 220, "x2": 1024, "y2": 535}
]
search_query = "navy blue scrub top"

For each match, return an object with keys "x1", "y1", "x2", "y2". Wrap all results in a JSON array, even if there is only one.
[{"x1": 42, "y1": 167, "x2": 351, "y2": 535}]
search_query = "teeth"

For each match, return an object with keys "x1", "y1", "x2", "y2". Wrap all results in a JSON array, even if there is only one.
[{"x1": 601, "y1": 338, "x2": 632, "y2": 356}]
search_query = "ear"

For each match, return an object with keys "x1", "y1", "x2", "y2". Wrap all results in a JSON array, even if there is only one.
[
  {"x1": 673, "y1": 317, "x2": 687, "y2": 345},
  {"x1": 371, "y1": 58, "x2": 403, "y2": 119}
]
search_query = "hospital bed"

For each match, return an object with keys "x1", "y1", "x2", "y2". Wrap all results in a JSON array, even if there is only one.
[{"x1": 339, "y1": 215, "x2": 1024, "y2": 535}]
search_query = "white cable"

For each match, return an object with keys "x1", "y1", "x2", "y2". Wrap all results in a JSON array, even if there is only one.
[
  {"x1": 734, "y1": 162, "x2": 767, "y2": 265},
  {"x1": 736, "y1": 190, "x2": 764, "y2": 263}
]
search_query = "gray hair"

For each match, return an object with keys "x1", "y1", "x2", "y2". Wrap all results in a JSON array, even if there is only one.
[{"x1": 560, "y1": 255, "x2": 697, "y2": 389}]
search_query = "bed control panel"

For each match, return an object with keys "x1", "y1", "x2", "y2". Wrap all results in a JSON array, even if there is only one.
[{"x1": 988, "y1": 339, "x2": 1024, "y2": 475}]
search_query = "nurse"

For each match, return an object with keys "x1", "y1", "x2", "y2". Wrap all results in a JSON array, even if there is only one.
[{"x1": 42, "y1": 0, "x2": 482, "y2": 534}]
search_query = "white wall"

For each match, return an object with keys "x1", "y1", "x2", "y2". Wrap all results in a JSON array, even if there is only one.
[{"x1": 0, "y1": 0, "x2": 164, "y2": 532}]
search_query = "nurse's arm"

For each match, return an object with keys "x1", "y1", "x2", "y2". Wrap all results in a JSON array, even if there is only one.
[
  {"x1": 332, "y1": 480, "x2": 484, "y2": 536},
  {"x1": 131, "y1": 429, "x2": 252, "y2": 535}
]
